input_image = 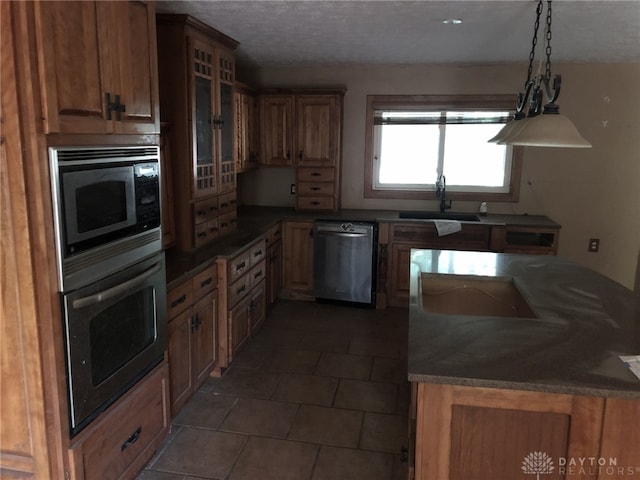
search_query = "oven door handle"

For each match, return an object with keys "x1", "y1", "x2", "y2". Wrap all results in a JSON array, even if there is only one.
[{"x1": 72, "y1": 262, "x2": 162, "y2": 309}]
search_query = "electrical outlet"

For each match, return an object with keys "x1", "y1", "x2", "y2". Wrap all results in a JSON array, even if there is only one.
[
  {"x1": 290, "y1": 183, "x2": 296, "y2": 195},
  {"x1": 588, "y1": 238, "x2": 600, "y2": 253}
]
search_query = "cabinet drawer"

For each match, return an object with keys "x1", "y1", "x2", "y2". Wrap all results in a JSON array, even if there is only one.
[
  {"x1": 167, "y1": 281, "x2": 193, "y2": 319},
  {"x1": 228, "y1": 273, "x2": 251, "y2": 308},
  {"x1": 218, "y1": 191, "x2": 237, "y2": 214},
  {"x1": 194, "y1": 219, "x2": 219, "y2": 248},
  {"x1": 192, "y1": 264, "x2": 218, "y2": 302},
  {"x1": 218, "y1": 211, "x2": 237, "y2": 237},
  {"x1": 298, "y1": 182, "x2": 335, "y2": 196},
  {"x1": 249, "y1": 240, "x2": 266, "y2": 266},
  {"x1": 193, "y1": 197, "x2": 219, "y2": 224},
  {"x1": 228, "y1": 250, "x2": 251, "y2": 284},
  {"x1": 249, "y1": 260, "x2": 266, "y2": 288},
  {"x1": 296, "y1": 196, "x2": 336, "y2": 211},
  {"x1": 76, "y1": 365, "x2": 169, "y2": 480},
  {"x1": 297, "y1": 167, "x2": 335, "y2": 182}
]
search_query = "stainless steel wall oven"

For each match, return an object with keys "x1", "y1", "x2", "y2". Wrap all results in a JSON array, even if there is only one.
[{"x1": 49, "y1": 146, "x2": 167, "y2": 437}]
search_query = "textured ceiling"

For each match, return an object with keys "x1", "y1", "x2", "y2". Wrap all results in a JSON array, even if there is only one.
[{"x1": 156, "y1": 1, "x2": 640, "y2": 69}]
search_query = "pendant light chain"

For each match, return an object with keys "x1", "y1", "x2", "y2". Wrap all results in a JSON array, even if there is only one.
[
  {"x1": 527, "y1": 0, "x2": 544, "y2": 84},
  {"x1": 545, "y1": 0, "x2": 553, "y2": 83}
]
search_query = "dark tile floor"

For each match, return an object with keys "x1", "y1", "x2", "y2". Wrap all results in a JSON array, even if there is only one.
[{"x1": 137, "y1": 300, "x2": 410, "y2": 480}]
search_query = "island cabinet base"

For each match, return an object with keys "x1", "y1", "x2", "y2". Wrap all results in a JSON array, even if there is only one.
[{"x1": 411, "y1": 383, "x2": 639, "y2": 480}]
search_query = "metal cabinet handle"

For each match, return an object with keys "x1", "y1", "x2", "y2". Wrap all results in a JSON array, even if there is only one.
[
  {"x1": 236, "y1": 261, "x2": 246, "y2": 271},
  {"x1": 171, "y1": 294, "x2": 187, "y2": 308},
  {"x1": 121, "y1": 427, "x2": 142, "y2": 452},
  {"x1": 201, "y1": 277, "x2": 213, "y2": 287},
  {"x1": 73, "y1": 262, "x2": 162, "y2": 309}
]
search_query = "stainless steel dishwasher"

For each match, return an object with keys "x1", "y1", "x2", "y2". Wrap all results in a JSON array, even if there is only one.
[{"x1": 313, "y1": 220, "x2": 377, "y2": 306}]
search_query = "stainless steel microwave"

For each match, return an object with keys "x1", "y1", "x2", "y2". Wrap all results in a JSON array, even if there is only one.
[{"x1": 49, "y1": 146, "x2": 162, "y2": 291}]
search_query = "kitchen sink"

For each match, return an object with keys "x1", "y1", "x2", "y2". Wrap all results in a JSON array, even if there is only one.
[
  {"x1": 399, "y1": 211, "x2": 480, "y2": 222},
  {"x1": 419, "y1": 273, "x2": 537, "y2": 318}
]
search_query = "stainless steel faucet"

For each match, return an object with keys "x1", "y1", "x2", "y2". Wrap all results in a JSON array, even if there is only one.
[{"x1": 436, "y1": 174, "x2": 451, "y2": 213}]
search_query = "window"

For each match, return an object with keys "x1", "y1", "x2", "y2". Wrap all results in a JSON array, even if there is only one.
[{"x1": 364, "y1": 95, "x2": 522, "y2": 201}]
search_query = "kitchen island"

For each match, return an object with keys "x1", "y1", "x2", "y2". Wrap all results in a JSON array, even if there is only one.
[{"x1": 408, "y1": 249, "x2": 640, "y2": 480}]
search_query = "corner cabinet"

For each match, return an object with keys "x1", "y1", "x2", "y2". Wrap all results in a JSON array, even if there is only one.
[
  {"x1": 35, "y1": 0, "x2": 160, "y2": 135},
  {"x1": 260, "y1": 89, "x2": 345, "y2": 212},
  {"x1": 156, "y1": 15, "x2": 239, "y2": 250}
]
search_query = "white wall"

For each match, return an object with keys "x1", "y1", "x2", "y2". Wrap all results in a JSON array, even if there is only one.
[{"x1": 238, "y1": 63, "x2": 640, "y2": 290}]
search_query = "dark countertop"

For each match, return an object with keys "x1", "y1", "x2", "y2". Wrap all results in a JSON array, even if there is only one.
[
  {"x1": 408, "y1": 249, "x2": 640, "y2": 399},
  {"x1": 165, "y1": 206, "x2": 560, "y2": 287}
]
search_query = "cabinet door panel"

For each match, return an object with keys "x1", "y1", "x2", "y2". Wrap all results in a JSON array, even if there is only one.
[
  {"x1": 36, "y1": 1, "x2": 113, "y2": 134},
  {"x1": 260, "y1": 96, "x2": 293, "y2": 166},
  {"x1": 295, "y1": 96, "x2": 336, "y2": 166},
  {"x1": 167, "y1": 309, "x2": 193, "y2": 416},
  {"x1": 282, "y1": 221, "x2": 314, "y2": 294},
  {"x1": 249, "y1": 281, "x2": 266, "y2": 333},
  {"x1": 110, "y1": 0, "x2": 159, "y2": 134},
  {"x1": 191, "y1": 37, "x2": 218, "y2": 198},
  {"x1": 228, "y1": 297, "x2": 250, "y2": 363},
  {"x1": 192, "y1": 291, "x2": 217, "y2": 389}
]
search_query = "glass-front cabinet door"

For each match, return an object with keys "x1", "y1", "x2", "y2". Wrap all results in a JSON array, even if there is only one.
[
  {"x1": 191, "y1": 38, "x2": 217, "y2": 198},
  {"x1": 217, "y1": 50, "x2": 236, "y2": 193}
]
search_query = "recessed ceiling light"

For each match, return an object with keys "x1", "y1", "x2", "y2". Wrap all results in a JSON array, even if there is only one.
[{"x1": 442, "y1": 18, "x2": 463, "y2": 25}]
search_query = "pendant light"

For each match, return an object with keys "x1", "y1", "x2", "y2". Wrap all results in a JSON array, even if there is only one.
[{"x1": 489, "y1": 0, "x2": 591, "y2": 148}]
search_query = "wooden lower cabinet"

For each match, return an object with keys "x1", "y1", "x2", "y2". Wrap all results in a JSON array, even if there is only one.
[
  {"x1": 411, "y1": 383, "x2": 639, "y2": 480},
  {"x1": 68, "y1": 364, "x2": 170, "y2": 480},
  {"x1": 282, "y1": 220, "x2": 314, "y2": 299},
  {"x1": 217, "y1": 239, "x2": 267, "y2": 369},
  {"x1": 166, "y1": 264, "x2": 218, "y2": 416}
]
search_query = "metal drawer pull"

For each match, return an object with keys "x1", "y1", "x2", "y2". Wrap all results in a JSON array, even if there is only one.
[
  {"x1": 171, "y1": 294, "x2": 187, "y2": 308},
  {"x1": 311, "y1": 187, "x2": 321, "y2": 191},
  {"x1": 73, "y1": 262, "x2": 162, "y2": 309},
  {"x1": 121, "y1": 427, "x2": 142, "y2": 452},
  {"x1": 237, "y1": 285, "x2": 246, "y2": 294},
  {"x1": 254, "y1": 270, "x2": 263, "y2": 279},
  {"x1": 236, "y1": 261, "x2": 246, "y2": 271},
  {"x1": 201, "y1": 277, "x2": 213, "y2": 287},
  {"x1": 310, "y1": 172, "x2": 321, "y2": 177},
  {"x1": 253, "y1": 250, "x2": 263, "y2": 257}
]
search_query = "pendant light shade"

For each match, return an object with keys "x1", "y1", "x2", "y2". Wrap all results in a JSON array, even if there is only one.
[
  {"x1": 488, "y1": 120, "x2": 517, "y2": 143},
  {"x1": 507, "y1": 113, "x2": 591, "y2": 147},
  {"x1": 497, "y1": 118, "x2": 530, "y2": 145}
]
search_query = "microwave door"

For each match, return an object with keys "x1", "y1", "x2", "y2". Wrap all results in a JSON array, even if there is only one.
[{"x1": 62, "y1": 166, "x2": 137, "y2": 246}]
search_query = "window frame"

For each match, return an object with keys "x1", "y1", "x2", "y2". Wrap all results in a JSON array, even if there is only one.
[{"x1": 363, "y1": 94, "x2": 523, "y2": 201}]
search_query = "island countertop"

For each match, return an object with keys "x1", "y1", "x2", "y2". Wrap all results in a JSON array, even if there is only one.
[{"x1": 409, "y1": 249, "x2": 640, "y2": 398}]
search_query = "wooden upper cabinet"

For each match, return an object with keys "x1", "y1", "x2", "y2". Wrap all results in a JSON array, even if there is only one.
[
  {"x1": 295, "y1": 95, "x2": 340, "y2": 167},
  {"x1": 109, "y1": 0, "x2": 160, "y2": 134},
  {"x1": 35, "y1": 0, "x2": 159, "y2": 135},
  {"x1": 260, "y1": 95, "x2": 294, "y2": 166}
]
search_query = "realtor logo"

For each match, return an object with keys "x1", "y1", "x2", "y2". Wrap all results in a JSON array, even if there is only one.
[{"x1": 522, "y1": 451, "x2": 555, "y2": 479}]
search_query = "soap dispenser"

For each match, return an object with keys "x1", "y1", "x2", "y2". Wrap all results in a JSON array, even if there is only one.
[{"x1": 478, "y1": 201, "x2": 488, "y2": 216}]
